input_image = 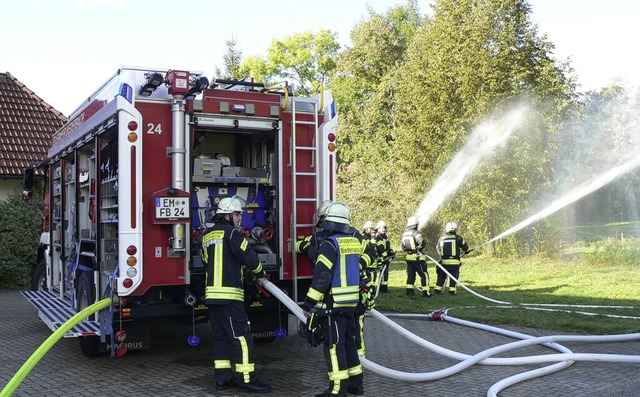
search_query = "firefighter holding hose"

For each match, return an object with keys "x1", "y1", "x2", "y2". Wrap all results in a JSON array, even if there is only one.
[
  {"x1": 434, "y1": 221, "x2": 473, "y2": 295},
  {"x1": 302, "y1": 202, "x2": 365, "y2": 397},
  {"x1": 201, "y1": 196, "x2": 271, "y2": 393},
  {"x1": 401, "y1": 216, "x2": 431, "y2": 297},
  {"x1": 374, "y1": 221, "x2": 395, "y2": 293}
]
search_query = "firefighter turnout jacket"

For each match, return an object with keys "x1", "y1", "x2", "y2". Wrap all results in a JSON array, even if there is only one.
[
  {"x1": 375, "y1": 232, "x2": 394, "y2": 265},
  {"x1": 401, "y1": 228, "x2": 426, "y2": 260},
  {"x1": 303, "y1": 233, "x2": 362, "y2": 312},
  {"x1": 437, "y1": 232, "x2": 470, "y2": 265},
  {"x1": 202, "y1": 220, "x2": 264, "y2": 304}
]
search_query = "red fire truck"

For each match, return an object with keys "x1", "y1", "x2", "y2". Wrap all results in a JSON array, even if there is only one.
[{"x1": 22, "y1": 66, "x2": 337, "y2": 357}]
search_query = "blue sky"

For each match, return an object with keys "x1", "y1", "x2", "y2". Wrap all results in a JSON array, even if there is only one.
[{"x1": 2, "y1": 0, "x2": 638, "y2": 116}]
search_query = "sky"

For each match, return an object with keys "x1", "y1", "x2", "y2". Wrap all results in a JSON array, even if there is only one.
[{"x1": 2, "y1": 0, "x2": 638, "y2": 117}]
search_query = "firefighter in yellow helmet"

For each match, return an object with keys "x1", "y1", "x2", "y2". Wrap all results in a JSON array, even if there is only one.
[
  {"x1": 374, "y1": 220, "x2": 394, "y2": 293},
  {"x1": 434, "y1": 221, "x2": 473, "y2": 295},
  {"x1": 400, "y1": 216, "x2": 431, "y2": 297},
  {"x1": 302, "y1": 202, "x2": 364, "y2": 397},
  {"x1": 202, "y1": 196, "x2": 271, "y2": 393}
]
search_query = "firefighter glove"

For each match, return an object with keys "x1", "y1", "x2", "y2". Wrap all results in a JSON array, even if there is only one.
[{"x1": 306, "y1": 312, "x2": 322, "y2": 347}]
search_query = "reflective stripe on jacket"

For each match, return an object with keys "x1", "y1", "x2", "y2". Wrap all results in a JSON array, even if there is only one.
[
  {"x1": 306, "y1": 232, "x2": 361, "y2": 310},
  {"x1": 401, "y1": 228, "x2": 425, "y2": 261},
  {"x1": 202, "y1": 222, "x2": 262, "y2": 304},
  {"x1": 437, "y1": 233, "x2": 468, "y2": 265}
]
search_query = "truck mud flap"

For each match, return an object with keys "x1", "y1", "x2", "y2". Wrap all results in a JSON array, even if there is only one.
[
  {"x1": 21, "y1": 290, "x2": 101, "y2": 338},
  {"x1": 247, "y1": 298, "x2": 289, "y2": 343}
]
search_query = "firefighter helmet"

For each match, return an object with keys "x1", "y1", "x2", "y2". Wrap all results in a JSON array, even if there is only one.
[
  {"x1": 216, "y1": 196, "x2": 246, "y2": 214},
  {"x1": 313, "y1": 200, "x2": 333, "y2": 226},
  {"x1": 319, "y1": 202, "x2": 351, "y2": 233},
  {"x1": 376, "y1": 221, "x2": 387, "y2": 231},
  {"x1": 445, "y1": 221, "x2": 458, "y2": 233},
  {"x1": 407, "y1": 216, "x2": 419, "y2": 229},
  {"x1": 363, "y1": 221, "x2": 373, "y2": 230}
]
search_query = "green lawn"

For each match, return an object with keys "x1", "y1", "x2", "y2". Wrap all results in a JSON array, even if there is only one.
[{"x1": 374, "y1": 253, "x2": 640, "y2": 335}]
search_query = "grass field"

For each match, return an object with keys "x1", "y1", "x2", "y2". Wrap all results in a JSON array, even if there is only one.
[{"x1": 374, "y1": 248, "x2": 640, "y2": 335}]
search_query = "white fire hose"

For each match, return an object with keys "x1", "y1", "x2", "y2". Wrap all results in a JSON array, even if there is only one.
[{"x1": 257, "y1": 278, "x2": 640, "y2": 397}]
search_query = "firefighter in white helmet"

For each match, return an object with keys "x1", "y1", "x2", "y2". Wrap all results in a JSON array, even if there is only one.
[
  {"x1": 400, "y1": 216, "x2": 431, "y2": 297},
  {"x1": 295, "y1": 200, "x2": 333, "y2": 263},
  {"x1": 202, "y1": 196, "x2": 271, "y2": 393},
  {"x1": 302, "y1": 202, "x2": 365, "y2": 397},
  {"x1": 374, "y1": 220, "x2": 394, "y2": 293},
  {"x1": 360, "y1": 220, "x2": 378, "y2": 287},
  {"x1": 434, "y1": 221, "x2": 473, "y2": 295}
]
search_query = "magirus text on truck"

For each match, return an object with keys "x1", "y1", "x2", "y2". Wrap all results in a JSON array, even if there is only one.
[{"x1": 21, "y1": 67, "x2": 338, "y2": 357}]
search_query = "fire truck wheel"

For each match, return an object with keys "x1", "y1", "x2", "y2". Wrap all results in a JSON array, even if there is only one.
[
  {"x1": 30, "y1": 260, "x2": 47, "y2": 291},
  {"x1": 76, "y1": 271, "x2": 101, "y2": 357}
]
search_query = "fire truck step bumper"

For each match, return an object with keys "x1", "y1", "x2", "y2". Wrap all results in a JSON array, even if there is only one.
[{"x1": 21, "y1": 291, "x2": 102, "y2": 338}]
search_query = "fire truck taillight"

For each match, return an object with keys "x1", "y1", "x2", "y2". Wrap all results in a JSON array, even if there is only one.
[
  {"x1": 126, "y1": 267, "x2": 137, "y2": 277},
  {"x1": 127, "y1": 257, "x2": 137, "y2": 266},
  {"x1": 127, "y1": 121, "x2": 139, "y2": 142},
  {"x1": 327, "y1": 132, "x2": 336, "y2": 152},
  {"x1": 127, "y1": 245, "x2": 137, "y2": 255},
  {"x1": 123, "y1": 278, "x2": 133, "y2": 288}
]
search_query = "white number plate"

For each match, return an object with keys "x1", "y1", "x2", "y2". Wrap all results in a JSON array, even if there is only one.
[{"x1": 155, "y1": 197, "x2": 190, "y2": 219}]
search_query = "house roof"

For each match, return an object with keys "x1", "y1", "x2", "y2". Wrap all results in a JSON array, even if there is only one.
[{"x1": 0, "y1": 72, "x2": 67, "y2": 177}]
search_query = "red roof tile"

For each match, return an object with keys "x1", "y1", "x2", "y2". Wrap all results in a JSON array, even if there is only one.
[{"x1": 0, "y1": 72, "x2": 66, "y2": 177}]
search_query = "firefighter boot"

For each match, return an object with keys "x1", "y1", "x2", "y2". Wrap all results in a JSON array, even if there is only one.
[
  {"x1": 216, "y1": 377, "x2": 237, "y2": 391},
  {"x1": 347, "y1": 384, "x2": 365, "y2": 395},
  {"x1": 423, "y1": 290, "x2": 432, "y2": 298},
  {"x1": 406, "y1": 288, "x2": 415, "y2": 296},
  {"x1": 237, "y1": 378, "x2": 272, "y2": 393}
]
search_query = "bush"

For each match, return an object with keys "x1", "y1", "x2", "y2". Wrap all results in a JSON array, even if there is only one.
[
  {"x1": 580, "y1": 237, "x2": 640, "y2": 265},
  {"x1": 0, "y1": 190, "x2": 42, "y2": 288}
]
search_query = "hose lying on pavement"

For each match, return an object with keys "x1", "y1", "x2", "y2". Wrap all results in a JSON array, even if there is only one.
[
  {"x1": 0, "y1": 298, "x2": 112, "y2": 397},
  {"x1": 257, "y1": 278, "x2": 640, "y2": 397}
]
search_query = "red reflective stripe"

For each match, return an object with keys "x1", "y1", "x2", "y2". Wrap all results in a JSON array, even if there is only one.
[{"x1": 130, "y1": 145, "x2": 136, "y2": 229}]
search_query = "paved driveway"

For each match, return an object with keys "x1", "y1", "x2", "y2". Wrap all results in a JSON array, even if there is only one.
[{"x1": 1, "y1": 289, "x2": 639, "y2": 397}]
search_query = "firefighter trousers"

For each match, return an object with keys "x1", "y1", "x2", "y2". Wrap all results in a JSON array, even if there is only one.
[
  {"x1": 435, "y1": 264, "x2": 461, "y2": 293},
  {"x1": 320, "y1": 311, "x2": 363, "y2": 396},
  {"x1": 208, "y1": 302, "x2": 256, "y2": 384},
  {"x1": 405, "y1": 259, "x2": 428, "y2": 294}
]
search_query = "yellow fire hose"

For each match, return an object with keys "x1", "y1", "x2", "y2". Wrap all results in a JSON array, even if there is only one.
[{"x1": 0, "y1": 297, "x2": 112, "y2": 397}]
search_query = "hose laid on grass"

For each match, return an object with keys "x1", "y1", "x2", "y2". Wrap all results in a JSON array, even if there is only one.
[{"x1": 0, "y1": 298, "x2": 112, "y2": 397}]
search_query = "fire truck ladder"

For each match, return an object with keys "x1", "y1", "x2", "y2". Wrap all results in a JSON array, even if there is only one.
[{"x1": 290, "y1": 96, "x2": 320, "y2": 302}]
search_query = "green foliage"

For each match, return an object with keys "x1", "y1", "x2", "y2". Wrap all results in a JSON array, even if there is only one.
[
  {"x1": 237, "y1": 29, "x2": 341, "y2": 95},
  {"x1": 0, "y1": 190, "x2": 42, "y2": 288},
  {"x1": 214, "y1": 36, "x2": 243, "y2": 80},
  {"x1": 578, "y1": 237, "x2": 640, "y2": 265}
]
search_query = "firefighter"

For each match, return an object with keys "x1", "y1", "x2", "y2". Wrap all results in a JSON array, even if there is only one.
[
  {"x1": 361, "y1": 221, "x2": 378, "y2": 284},
  {"x1": 201, "y1": 196, "x2": 271, "y2": 393},
  {"x1": 434, "y1": 221, "x2": 473, "y2": 295},
  {"x1": 374, "y1": 221, "x2": 394, "y2": 293},
  {"x1": 298, "y1": 203, "x2": 375, "y2": 364},
  {"x1": 400, "y1": 216, "x2": 431, "y2": 297},
  {"x1": 302, "y1": 202, "x2": 364, "y2": 397},
  {"x1": 295, "y1": 200, "x2": 333, "y2": 263}
]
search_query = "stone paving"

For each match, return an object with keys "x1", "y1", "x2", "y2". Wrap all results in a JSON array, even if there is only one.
[{"x1": 1, "y1": 289, "x2": 639, "y2": 397}]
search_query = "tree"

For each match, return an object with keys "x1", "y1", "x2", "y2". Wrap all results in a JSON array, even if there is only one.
[
  {"x1": 331, "y1": 0, "x2": 425, "y2": 238},
  {"x1": 214, "y1": 36, "x2": 243, "y2": 80},
  {"x1": 238, "y1": 30, "x2": 341, "y2": 95},
  {"x1": 394, "y1": 0, "x2": 576, "y2": 254}
]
